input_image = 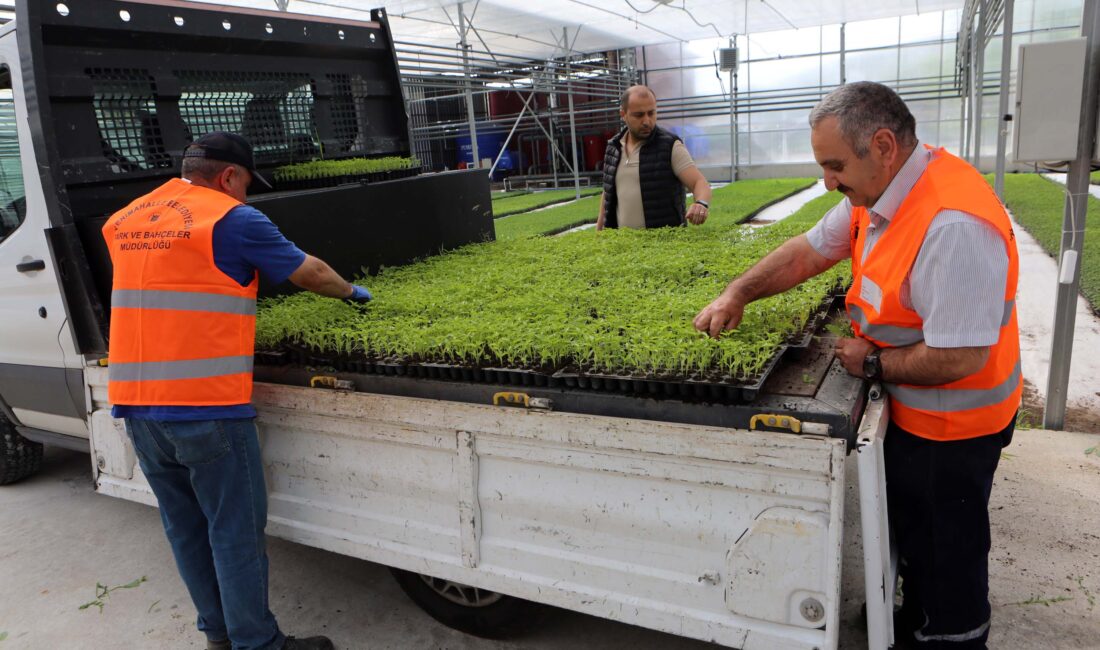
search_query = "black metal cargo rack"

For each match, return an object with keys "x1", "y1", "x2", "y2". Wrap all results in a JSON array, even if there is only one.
[{"x1": 17, "y1": 0, "x2": 493, "y2": 356}]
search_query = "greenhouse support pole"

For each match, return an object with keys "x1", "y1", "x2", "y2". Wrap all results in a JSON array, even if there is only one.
[
  {"x1": 1044, "y1": 0, "x2": 1100, "y2": 430},
  {"x1": 972, "y1": 1, "x2": 987, "y2": 170},
  {"x1": 839, "y1": 24, "x2": 846, "y2": 84},
  {"x1": 457, "y1": 3, "x2": 480, "y2": 170},
  {"x1": 564, "y1": 27, "x2": 582, "y2": 199},
  {"x1": 993, "y1": 0, "x2": 1014, "y2": 199}
]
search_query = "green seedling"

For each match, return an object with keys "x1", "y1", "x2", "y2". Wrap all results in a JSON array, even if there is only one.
[
  {"x1": 1076, "y1": 576, "x2": 1095, "y2": 609},
  {"x1": 273, "y1": 156, "x2": 419, "y2": 184},
  {"x1": 256, "y1": 180, "x2": 849, "y2": 381},
  {"x1": 0, "y1": 631, "x2": 8, "y2": 642},
  {"x1": 78, "y1": 576, "x2": 148, "y2": 613},
  {"x1": 1085, "y1": 446, "x2": 1099, "y2": 458}
]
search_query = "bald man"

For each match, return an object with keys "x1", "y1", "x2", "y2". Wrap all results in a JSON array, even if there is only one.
[{"x1": 596, "y1": 85, "x2": 712, "y2": 230}]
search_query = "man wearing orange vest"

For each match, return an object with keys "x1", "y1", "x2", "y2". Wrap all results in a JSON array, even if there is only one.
[
  {"x1": 694, "y1": 82, "x2": 1020, "y2": 649},
  {"x1": 103, "y1": 132, "x2": 370, "y2": 650}
]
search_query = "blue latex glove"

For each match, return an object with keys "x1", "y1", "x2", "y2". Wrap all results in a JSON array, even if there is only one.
[{"x1": 346, "y1": 284, "x2": 372, "y2": 303}]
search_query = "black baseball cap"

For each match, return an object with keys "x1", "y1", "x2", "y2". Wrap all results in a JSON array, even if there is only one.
[{"x1": 183, "y1": 131, "x2": 272, "y2": 189}]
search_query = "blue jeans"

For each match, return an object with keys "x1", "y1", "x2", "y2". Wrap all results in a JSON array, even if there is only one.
[{"x1": 125, "y1": 418, "x2": 285, "y2": 650}]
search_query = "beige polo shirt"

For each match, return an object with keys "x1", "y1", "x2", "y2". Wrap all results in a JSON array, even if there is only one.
[{"x1": 615, "y1": 138, "x2": 696, "y2": 229}]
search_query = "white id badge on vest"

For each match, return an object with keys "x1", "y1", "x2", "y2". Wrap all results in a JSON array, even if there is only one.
[{"x1": 860, "y1": 276, "x2": 884, "y2": 313}]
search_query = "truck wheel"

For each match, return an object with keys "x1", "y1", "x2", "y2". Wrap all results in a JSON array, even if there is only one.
[
  {"x1": 0, "y1": 416, "x2": 43, "y2": 485},
  {"x1": 389, "y1": 568, "x2": 542, "y2": 638}
]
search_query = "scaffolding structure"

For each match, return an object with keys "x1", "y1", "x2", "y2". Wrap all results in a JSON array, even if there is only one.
[{"x1": 396, "y1": 17, "x2": 636, "y2": 191}]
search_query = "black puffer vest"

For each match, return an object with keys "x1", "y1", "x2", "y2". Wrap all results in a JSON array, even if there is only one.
[{"x1": 601, "y1": 125, "x2": 686, "y2": 229}]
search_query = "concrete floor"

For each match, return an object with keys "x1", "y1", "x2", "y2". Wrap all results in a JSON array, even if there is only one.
[{"x1": 1, "y1": 426, "x2": 1097, "y2": 650}]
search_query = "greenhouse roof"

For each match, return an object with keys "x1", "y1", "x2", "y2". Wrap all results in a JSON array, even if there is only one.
[{"x1": 194, "y1": 0, "x2": 966, "y2": 59}]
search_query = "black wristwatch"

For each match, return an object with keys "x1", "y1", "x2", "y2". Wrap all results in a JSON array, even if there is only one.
[{"x1": 863, "y1": 348, "x2": 883, "y2": 380}]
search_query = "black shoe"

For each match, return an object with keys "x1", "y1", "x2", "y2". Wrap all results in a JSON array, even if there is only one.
[
  {"x1": 281, "y1": 636, "x2": 335, "y2": 650},
  {"x1": 206, "y1": 639, "x2": 231, "y2": 650}
]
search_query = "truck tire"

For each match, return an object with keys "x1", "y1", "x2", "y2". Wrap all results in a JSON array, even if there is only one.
[
  {"x1": 0, "y1": 416, "x2": 43, "y2": 485},
  {"x1": 389, "y1": 568, "x2": 542, "y2": 638}
]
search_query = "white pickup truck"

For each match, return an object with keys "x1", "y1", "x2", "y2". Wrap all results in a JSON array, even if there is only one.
[{"x1": 0, "y1": 2, "x2": 897, "y2": 649}]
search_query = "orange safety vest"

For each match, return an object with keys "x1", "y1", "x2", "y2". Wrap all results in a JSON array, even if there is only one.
[
  {"x1": 102, "y1": 178, "x2": 258, "y2": 406},
  {"x1": 846, "y1": 147, "x2": 1022, "y2": 441}
]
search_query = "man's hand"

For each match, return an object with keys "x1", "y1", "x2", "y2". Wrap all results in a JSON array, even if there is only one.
[
  {"x1": 693, "y1": 295, "x2": 745, "y2": 339},
  {"x1": 686, "y1": 202, "x2": 709, "y2": 225},
  {"x1": 345, "y1": 284, "x2": 372, "y2": 303},
  {"x1": 834, "y1": 337, "x2": 876, "y2": 377}
]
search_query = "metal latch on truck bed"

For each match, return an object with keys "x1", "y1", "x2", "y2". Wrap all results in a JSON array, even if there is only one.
[
  {"x1": 309, "y1": 375, "x2": 356, "y2": 391},
  {"x1": 492, "y1": 392, "x2": 553, "y2": 410},
  {"x1": 749, "y1": 413, "x2": 830, "y2": 436}
]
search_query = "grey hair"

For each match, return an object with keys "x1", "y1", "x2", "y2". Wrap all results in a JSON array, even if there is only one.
[
  {"x1": 181, "y1": 156, "x2": 235, "y2": 181},
  {"x1": 620, "y1": 85, "x2": 656, "y2": 111},
  {"x1": 808, "y1": 82, "x2": 917, "y2": 157}
]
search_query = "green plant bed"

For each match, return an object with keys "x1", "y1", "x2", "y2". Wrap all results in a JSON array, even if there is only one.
[
  {"x1": 494, "y1": 196, "x2": 602, "y2": 240},
  {"x1": 1091, "y1": 170, "x2": 1099, "y2": 185},
  {"x1": 492, "y1": 190, "x2": 530, "y2": 200},
  {"x1": 272, "y1": 156, "x2": 420, "y2": 188},
  {"x1": 492, "y1": 188, "x2": 602, "y2": 218},
  {"x1": 257, "y1": 181, "x2": 849, "y2": 382},
  {"x1": 993, "y1": 173, "x2": 1100, "y2": 313},
  {"x1": 705, "y1": 178, "x2": 817, "y2": 227},
  {"x1": 493, "y1": 178, "x2": 818, "y2": 241}
]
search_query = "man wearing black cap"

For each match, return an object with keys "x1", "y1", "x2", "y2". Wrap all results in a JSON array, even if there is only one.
[{"x1": 103, "y1": 132, "x2": 366, "y2": 650}]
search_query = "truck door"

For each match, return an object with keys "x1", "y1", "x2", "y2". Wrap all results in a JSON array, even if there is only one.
[{"x1": 0, "y1": 39, "x2": 87, "y2": 438}]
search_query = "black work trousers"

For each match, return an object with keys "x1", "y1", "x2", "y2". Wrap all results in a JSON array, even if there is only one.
[{"x1": 884, "y1": 415, "x2": 1015, "y2": 649}]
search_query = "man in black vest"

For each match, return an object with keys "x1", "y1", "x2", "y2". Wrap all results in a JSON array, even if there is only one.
[{"x1": 597, "y1": 85, "x2": 713, "y2": 230}]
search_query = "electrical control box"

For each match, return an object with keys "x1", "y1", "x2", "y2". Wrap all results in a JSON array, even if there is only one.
[{"x1": 1013, "y1": 38, "x2": 1087, "y2": 163}]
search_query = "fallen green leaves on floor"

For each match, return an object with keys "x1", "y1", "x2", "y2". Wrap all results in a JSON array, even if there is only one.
[
  {"x1": 1009, "y1": 595, "x2": 1073, "y2": 607},
  {"x1": 993, "y1": 174, "x2": 1100, "y2": 313},
  {"x1": 257, "y1": 180, "x2": 849, "y2": 381},
  {"x1": 79, "y1": 576, "x2": 148, "y2": 613},
  {"x1": 492, "y1": 188, "x2": 601, "y2": 218}
]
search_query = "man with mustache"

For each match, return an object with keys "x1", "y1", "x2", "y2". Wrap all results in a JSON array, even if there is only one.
[
  {"x1": 694, "y1": 82, "x2": 1021, "y2": 649},
  {"x1": 596, "y1": 85, "x2": 713, "y2": 230}
]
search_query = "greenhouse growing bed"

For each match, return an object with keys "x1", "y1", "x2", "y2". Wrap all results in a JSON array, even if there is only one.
[
  {"x1": 493, "y1": 177, "x2": 817, "y2": 240},
  {"x1": 256, "y1": 178, "x2": 847, "y2": 402},
  {"x1": 995, "y1": 173, "x2": 1100, "y2": 313},
  {"x1": 492, "y1": 187, "x2": 602, "y2": 218}
]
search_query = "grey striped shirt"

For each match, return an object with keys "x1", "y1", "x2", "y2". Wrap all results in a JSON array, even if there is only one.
[{"x1": 806, "y1": 143, "x2": 1009, "y2": 348}]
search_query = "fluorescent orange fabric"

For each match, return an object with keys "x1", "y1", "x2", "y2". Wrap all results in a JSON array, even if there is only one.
[
  {"x1": 846, "y1": 147, "x2": 1022, "y2": 441},
  {"x1": 102, "y1": 178, "x2": 257, "y2": 406}
]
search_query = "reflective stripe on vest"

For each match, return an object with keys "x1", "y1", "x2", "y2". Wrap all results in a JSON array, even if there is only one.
[
  {"x1": 109, "y1": 355, "x2": 254, "y2": 382},
  {"x1": 845, "y1": 147, "x2": 1022, "y2": 440},
  {"x1": 112, "y1": 289, "x2": 257, "y2": 316},
  {"x1": 886, "y1": 360, "x2": 1022, "y2": 412},
  {"x1": 850, "y1": 299, "x2": 1015, "y2": 347}
]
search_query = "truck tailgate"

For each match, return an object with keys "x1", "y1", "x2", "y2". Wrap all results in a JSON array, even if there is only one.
[{"x1": 89, "y1": 368, "x2": 848, "y2": 650}]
